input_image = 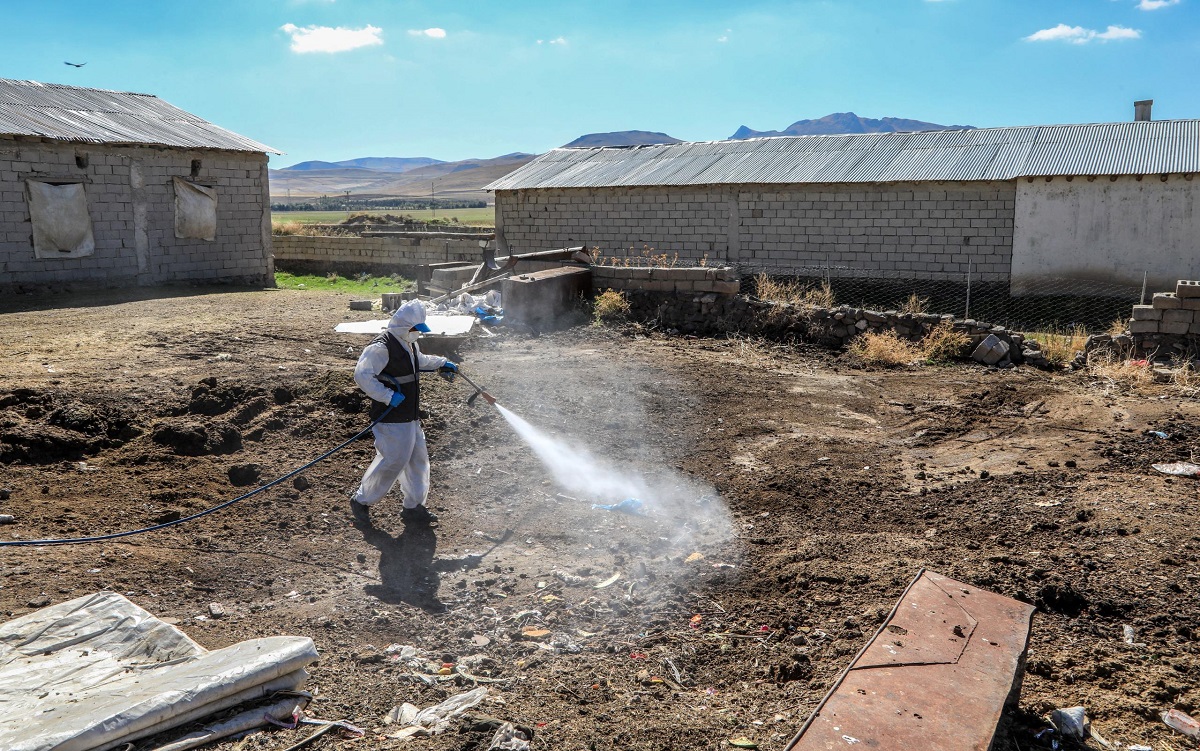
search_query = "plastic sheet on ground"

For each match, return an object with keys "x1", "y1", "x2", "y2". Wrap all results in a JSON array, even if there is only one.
[
  {"x1": 431, "y1": 291, "x2": 502, "y2": 317},
  {"x1": 334, "y1": 315, "x2": 476, "y2": 336},
  {"x1": 384, "y1": 686, "x2": 488, "y2": 739},
  {"x1": 0, "y1": 591, "x2": 318, "y2": 751}
]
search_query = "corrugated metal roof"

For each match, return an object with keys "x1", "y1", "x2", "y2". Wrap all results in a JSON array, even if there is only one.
[
  {"x1": 485, "y1": 120, "x2": 1200, "y2": 190},
  {"x1": 0, "y1": 78, "x2": 279, "y2": 153}
]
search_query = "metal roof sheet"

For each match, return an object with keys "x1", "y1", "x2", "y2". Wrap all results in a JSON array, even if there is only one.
[
  {"x1": 0, "y1": 78, "x2": 279, "y2": 153},
  {"x1": 486, "y1": 120, "x2": 1200, "y2": 190}
]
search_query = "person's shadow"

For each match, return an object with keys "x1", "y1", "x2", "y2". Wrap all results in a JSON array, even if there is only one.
[{"x1": 360, "y1": 522, "x2": 484, "y2": 613}]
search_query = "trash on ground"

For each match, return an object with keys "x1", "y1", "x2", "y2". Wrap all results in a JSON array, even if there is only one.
[
  {"x1": 0, "y1": 514, "x2": 14, "y2": 524},
  {"x1": 594, "y1": 572, "x2": 621, "y2": 589},
  {"x1": 487, "y1": 721, "x2": 531, "y2": 750},
  {"x1": 552, "y1": 570, "x2": 586, "y2": 586},
  {"x1": 1122, "y1": 624, "x2": 1145, "y2": 647},
  {"x1": 1048, "y1": 707, "x2": 1089, "y2": 740},
  {"x1": 686, "y1": 552, "x2": 706, "y2": 562},
  {"x1": 591, "y1": 498, "x2": 644, "y2": 514},
  {"x1": 147, "y1": 695, "x2": 309, "y2": 751},
  {"x1": 1151, "y1": 461, "x2": 1200, "y2": 477},
  {"x1": 728, "y1": 738, "x2": 759, "y2": 748},
  {"x1": 1163, "y1": 708, "x2": 1200, "y2": 739},
  {"x1": 384, "y1": 686, "x2": 489, "y2": 739},
  {"x1": 0, "y1": 591, "x2": 318, "y2": 751},
  {"x1": 1147, "y1": 430, "x2": 1169, "y2": 439}
]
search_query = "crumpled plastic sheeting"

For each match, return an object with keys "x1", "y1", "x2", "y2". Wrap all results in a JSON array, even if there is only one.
[
  {"x1": 173, "y1": 177, "x2": 217, "y2": 241},
  {"x1": 0, "y1": 591, "x2": 318, "y2": 751},
  {"x1": 430, "y1": 290, "x2": 502, "y2": 316},
  {"x1": 384, "y1": 686, "x2": 488, "y2": 739},
  {"x1": 26, "y1": 181, "x2": 95, "y2": 259}
]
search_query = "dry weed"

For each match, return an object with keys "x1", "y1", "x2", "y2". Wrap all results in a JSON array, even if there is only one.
[
  {"x1": 593, "y1": 289, "x2": 631, "y2": 323},
  {"x1": 1087, "y1": 352, "x2": 1154, "y2": 390},
  {"x1": 899, "y1": 292, "x2": 929, "y2": 315},
  {"x1": 754, "y1": 274, "x2": 835, "y2": 308},
  {"x1": 848, "y1": 330, "x2": 921, "y2": 367},
  {"x1": 1107, "y1": 317, "x2": 1129, "y2": 337},
  {"x1": 920, "y1": 323, "x2": 971, "y2": 362},
  {"x1": 1025, "y1": 324, "x2": 1088, "y2": 366}
]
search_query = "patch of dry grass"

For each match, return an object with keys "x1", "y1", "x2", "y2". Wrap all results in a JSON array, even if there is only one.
[
  {"x1": 1107, "y1": 317, "x2": 1129, "y2": 337},
  {"x1": 754, "y1": 274, "x2": 835, "y2": 308},
  {"x1": 920, "y1": 323, "x2": 972, "y2": 363},
  {"x1": 593, "y1": 289, "x2": 631, "y2": 324},
  {"x1": 1024, "y1": 324, "x2": 1089, "y2": 366},
  {"x1": 898, "y1": 292, "x2": 929, "y2": 315},
  {"x1": 848, "y1": 330, "x2": 921, "y2": 367}
]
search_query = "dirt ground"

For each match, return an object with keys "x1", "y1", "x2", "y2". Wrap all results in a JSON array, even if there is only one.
[{"x1": 1, "y1": 286, "x2": 1198, "y2": 751}]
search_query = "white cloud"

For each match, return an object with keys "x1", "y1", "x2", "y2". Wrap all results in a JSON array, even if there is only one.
[
  {"x1": 537, "y1": 36, "x2": 567, "y2": 45},
  {"x1": 407, "y1": 27, "x2": 447, "y2": 38},
  {"x1": 280, "y1": 23, "x2": 383, "y2": 53},
  {"x1": 1138, "y1": 0, "x2": 1180, "y2": 9},
  {"x1": 717, "y1": 28, "x2": 730, "y2": 42},
  {"x1": 1024, "y1": 23, "x2": 1141, "y2": 43}
]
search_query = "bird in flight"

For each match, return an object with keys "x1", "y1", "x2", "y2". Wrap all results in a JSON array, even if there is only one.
[{"x1": 63, "y1": 62, "x2": 86, "y2": 67}]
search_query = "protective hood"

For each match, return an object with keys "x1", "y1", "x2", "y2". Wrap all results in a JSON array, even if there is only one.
[{"x1": 387, "y1": 299, "x2": 432, "y2": 334}]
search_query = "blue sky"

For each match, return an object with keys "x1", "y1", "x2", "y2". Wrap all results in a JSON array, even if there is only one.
[{"x1": 2, "y1": 1, "x2": 1197, "y2": 167}]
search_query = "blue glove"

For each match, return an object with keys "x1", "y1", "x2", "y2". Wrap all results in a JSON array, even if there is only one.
[
  {"x1": 439, "y1": 362, "x2": 458, "y2": 382},
  {"x1": 388, "y1": 390, "x2": 406, "y2": 407}
]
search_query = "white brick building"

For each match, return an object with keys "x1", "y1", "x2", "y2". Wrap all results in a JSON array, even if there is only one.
[
  {"x1": 488, "y1": 118, "x2": 1200, "y2": 293},
  {"x1": 0, "y1": 79, "x2": 278, "y2": 292}
]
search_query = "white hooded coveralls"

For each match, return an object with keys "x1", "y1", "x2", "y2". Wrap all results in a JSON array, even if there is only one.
[{"x1": 352, "y1": 301, "x2": 447, "y2": 509}]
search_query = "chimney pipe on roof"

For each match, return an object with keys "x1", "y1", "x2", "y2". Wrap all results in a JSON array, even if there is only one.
[{"x1": 1134, "y1": 99, "x2": 1153, "y2": 122}]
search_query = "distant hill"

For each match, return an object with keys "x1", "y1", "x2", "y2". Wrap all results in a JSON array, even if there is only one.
[
  {"x1": 563, "y1": 131, "x2": 682, "y2": 148},
  {"x1": 269, "y1": 153, "x2": 535, "y2": 201},
  {"x1": 729, "y1": 112, "x2": 974, "y2": 140},
  {"x1": 281, "y1": 156, "x2": 444, "y2": 173}
]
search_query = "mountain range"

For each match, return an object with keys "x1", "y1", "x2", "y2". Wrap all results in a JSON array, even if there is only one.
[{"x1": 269, "y1": 113, "x2": 974, "y2": 201}]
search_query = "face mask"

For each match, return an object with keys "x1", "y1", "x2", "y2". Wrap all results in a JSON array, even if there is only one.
[{"x1": 397, "y1": 330, "x2": 420, "y2": 344}]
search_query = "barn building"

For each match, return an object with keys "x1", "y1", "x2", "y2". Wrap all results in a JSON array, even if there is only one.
[
  {"x1": 0, "y1": 78, "x2": 278, "y2": 293},
  {"x1": 488, "y1": 109, "x2": 1200, "y2": 295}
]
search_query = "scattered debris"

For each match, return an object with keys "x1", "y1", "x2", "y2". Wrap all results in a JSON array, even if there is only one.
[
  {"x1": 1151, "y1": 461, "x2": 1200, "y2": 477},
  {"x1": 208, "y1": 602, "x2": 226, "y2": 619},
  {"x1": 0, "y1": 514, "x2": 14, "y2": 524},
  {"x1": 1048, "y1": 707, "x2": 1089, "y2": 741},
  {"x1": 591, "y1": 498, "x2": 644, "y2": 514},
  {"x1": 685, "y1": 552, "x2": 706, "y2": 562},
  {"x1": 1163, "y1": 709, "x2": 1200, "y2": 740},
  {"x1": 728, "y1": 738, "x2": 759, "y2": 748},
  {"x1": 486, "y1": 721, "x2": 531, "y2": 750},
  {"x1": 146, "y1": 695, "x2": 309, "y2": 751},
  {"x1": 1121, "y1": 624, "x2": 1145, "y2": 647},
  {"x1": 384, "y1": 686, "x2": 489, "y2": 739},
  {"x1": 552, "y1": 570, "x2": 586, "y2": 586},
  {"x1": 594, "y1": 572, "x2": 621, "y2": 589}
]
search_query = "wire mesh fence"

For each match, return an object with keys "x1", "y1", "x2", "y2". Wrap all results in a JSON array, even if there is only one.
[{"x1": 738, "y1": 263, "x2": 1144, "y2": 334}]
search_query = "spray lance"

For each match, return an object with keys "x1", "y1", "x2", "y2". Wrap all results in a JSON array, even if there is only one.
[{"x1": 439, "y1": 365, "x2": 496, "y2": 406}]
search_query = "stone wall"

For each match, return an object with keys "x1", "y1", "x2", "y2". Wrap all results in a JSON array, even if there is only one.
[
  {"x1": 0, "y1": 138, "x2": 271, "y2": 291},
  {"x1": 271, "y1": 233, "x2": 488, "y2": 276},
  {"x1": 495, "y1": 181, "x2": 1015, "y2": 282}
]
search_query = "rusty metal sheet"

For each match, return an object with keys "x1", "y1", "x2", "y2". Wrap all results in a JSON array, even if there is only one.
[{"x1": 786, "y1": 569, "x2": 1035, "y2": 751}]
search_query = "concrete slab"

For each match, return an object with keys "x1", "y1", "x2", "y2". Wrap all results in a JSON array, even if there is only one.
[{"x1": 785, "y1": 569, "x2": 1035, "y2": 751}]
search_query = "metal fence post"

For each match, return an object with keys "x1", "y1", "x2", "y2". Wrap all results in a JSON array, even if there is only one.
[
  {"x1": 964, "y1": 259, "x2": 972, "y2": 320},
  {"x1": 1140, "y1": 271, "x2": 1147, "y2": 305}
]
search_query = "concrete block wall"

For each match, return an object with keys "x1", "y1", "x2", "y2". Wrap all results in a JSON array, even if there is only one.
[
  {"x1": 0, "y1": 137, "x2": 271, "y2": 291},
  {"x1": 272, "y1": 234, "x2": 484, "y2": 269},
  {"x1": 591, "y1": 265, "x2": 740, "y2": 295},
  {"x1": 1126, "y1": 281, "x2": 1200, "y2": 355},
  {"x1": 495, "y1": 180, "x2": 1015, "y2": 283}
]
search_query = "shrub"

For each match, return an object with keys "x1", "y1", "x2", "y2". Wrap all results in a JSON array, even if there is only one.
[
  {"x1": 899, "y1": 292, "x2": 929, "y2": 315},
  {"x1": 593, "y1": 289, "x2": 631, "y2": 323},
  {"x1": 1107, "y1": 317, "x2": 1129, "y2": 337},
  {"x1": 754, "y1": 273, "x2": 835, "y2": 308},
  {"x1": 848, "y1": 330, "x2": 921, "y2": 367},
  {"x1": 1025, "y1": 324, "x2": 1088, "y2": 366},
  {"x1": 921, "y1": 323, "x2": 971, "y2": 362}
]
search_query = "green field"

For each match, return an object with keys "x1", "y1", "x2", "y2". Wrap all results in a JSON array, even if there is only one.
[
  {"x1": 274, "y1": 271, "x2": 415, "y2": 296},
  {"x1": 271, "y1": 207, "x2": 495, "y2": 227}
]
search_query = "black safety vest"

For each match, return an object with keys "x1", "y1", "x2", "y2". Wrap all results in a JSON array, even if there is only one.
[{"x1": 368, "y1": 332, "x2": 419, "y2": 423}]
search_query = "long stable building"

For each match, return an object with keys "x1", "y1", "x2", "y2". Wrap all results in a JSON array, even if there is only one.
[{"x1": 488, "y1": 112, "x2": 1200, "y2": 294}]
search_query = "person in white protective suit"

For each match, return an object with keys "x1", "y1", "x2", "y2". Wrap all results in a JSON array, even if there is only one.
[{"x1": 350, "y1": 299, "x2": 458, "y2": 526}]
